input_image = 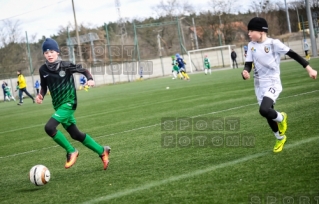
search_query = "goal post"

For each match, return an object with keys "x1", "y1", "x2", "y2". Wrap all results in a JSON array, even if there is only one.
[{"x1": 187, "y1": 45, "x2": 236, "y2": 72}]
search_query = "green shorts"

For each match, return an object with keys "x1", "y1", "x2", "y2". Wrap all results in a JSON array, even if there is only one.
[
  {"x1": 172, "y1": 66, "x2": 179, "y2": 72},
  {"x1": 52, "y1": 103, "x2": 76, "y2": 129},
  {"x1": 204, "y1": 64, "x2": 210, "y2": 69}
]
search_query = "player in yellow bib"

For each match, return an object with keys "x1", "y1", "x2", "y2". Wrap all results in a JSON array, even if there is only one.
[{"x1": 16, "y1": 70, "x2": 35, "y2": 105}]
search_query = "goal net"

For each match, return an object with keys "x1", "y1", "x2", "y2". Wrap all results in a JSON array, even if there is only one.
[{"x1": 187, "y1": 45, "x2": 236, "y2": 72}]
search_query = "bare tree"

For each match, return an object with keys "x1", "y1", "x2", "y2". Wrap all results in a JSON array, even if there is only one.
[
  {"x1": 0, "y1": 19, "x2": 23, "y2": 47},
  {"x1": 152, "y1": 0, "x2": 194, "y2": 18},
  {"x1": 311, "y1": 0, "x2": 319, "y2": 7},
  {"x1": 249, "y1": 0, "x2": 273, "y2": 17},
  {"x1": 209, "y1": 0, "x2": 240, "y2": 14}
]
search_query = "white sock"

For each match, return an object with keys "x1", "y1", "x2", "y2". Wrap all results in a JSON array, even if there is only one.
[
  {"x1": 274, "y1": 132, "x2": 284, "y2": 140},
  {"x1": 205, "y1": 69, "x2": 207, "y2": 74},
  {"x1": 209, "y1": 69, "x2": 211, "y2": 74},
  {"x1": 273, "y1": 112, "x2": 283, "y2": 122},
  {"x1": 172, "y1": 72, "x2": 177, "y2": 78}
]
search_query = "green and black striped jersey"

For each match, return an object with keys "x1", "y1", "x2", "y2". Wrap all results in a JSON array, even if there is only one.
[{"x1": 39, "y1": 61, "x2": 93, "y2": 110}]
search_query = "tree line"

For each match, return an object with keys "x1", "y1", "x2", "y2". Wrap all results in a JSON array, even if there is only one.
[{"x1": 0, "y1": 0, "x2": 317, "y2": 79}]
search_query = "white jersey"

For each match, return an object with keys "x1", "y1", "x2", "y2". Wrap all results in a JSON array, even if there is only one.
[
  {"x1": 246, "y1": 38, "x2": 289, "y2": 105},
  {"x1": 303, "y1": 42, "x2": 309, "y2": 51},
  {"x1": 246, "y1": 38, "x2": 289, "y2": 83}
]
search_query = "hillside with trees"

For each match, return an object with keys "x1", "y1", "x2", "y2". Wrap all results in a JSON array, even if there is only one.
[{"x1": 0, "y1": 0, "x2": 317, "y2": 79}]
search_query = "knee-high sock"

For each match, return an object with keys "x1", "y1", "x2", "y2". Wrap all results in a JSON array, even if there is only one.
[
  {"x1": 172, "y1": 72, "x2": 177, "y2": 78},
  {"x1": 82, "y1": 134, "x2": 104, "y2": 155},
  {"x1": 182, "y1": 72, "x2": 189, "y2": 79},
  {"x1": 53, "y1": 130, "x2": 75, "y2": 153}
]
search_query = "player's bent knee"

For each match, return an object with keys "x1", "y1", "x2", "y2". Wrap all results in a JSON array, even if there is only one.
[
  {"x1": 44, "y1": 117, "x2": 60, "y2": 137},
  {"x1": 44, "y1": 124, "x2": 57, "y2": 137}
]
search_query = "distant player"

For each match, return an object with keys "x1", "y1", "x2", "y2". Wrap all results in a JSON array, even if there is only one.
[
  {"x1": 4, "y1": 85, "x2": 15, "y2": 101},
  {"x1": 34, "y1": 80, "x2": 40, "y2": 95},
  {"x1": 171, "y1": 56, "x2": 182, "y2": 79},
  {"x1": 176, "y1": 53, "x2": 190, "y2": 80},
  {"x1": 203, "y1": 55, "x2": 211, "y2": 75},
  {"x1": 231, "y1": 49, "x2": 238, "y2": 68},
  {"x1": 16, "y1": 70, "x2": 35, "y2": 105},
  {"x1": 242, "y1": 17, "x2": 317, "y2": 153},
  {"x1": 139, "y1": 67, "x2": 143, "y2": 81},
  {"x1": 79, "y1": 75, "x2": 88, "y2": 91},
  {"x1": 2, "y1": 81, "x2": 8, "y2": 102},
  {"x1": 303, "y1": 39, "x2": 310, "y2": 61}
]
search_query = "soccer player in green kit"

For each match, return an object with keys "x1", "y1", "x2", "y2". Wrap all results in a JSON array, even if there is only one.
[
  {"x1": 36, "y1": 38, "x2": 110, "y2": 170},
  {"x1": 171, "y1": 55, "x2": 182, "y2": 79},
  {"x1": 204, "y1": 55, "x2": 211, "y2": 75}
]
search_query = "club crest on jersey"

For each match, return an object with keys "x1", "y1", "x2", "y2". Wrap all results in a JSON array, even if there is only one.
[
  {"x1": 264, "y1": 45, "x2": 271, "y2": 53},
  {"x1": 59, "y1": 70, "x2": 66, "y2": 77},
  {"x1": 251, "y1": 47, "x2": 256, "y2": 52}
]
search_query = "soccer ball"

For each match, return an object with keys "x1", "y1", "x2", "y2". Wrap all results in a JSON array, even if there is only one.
[{"x1": 29, "y1": 165, "x2": 50, "y2": 186}]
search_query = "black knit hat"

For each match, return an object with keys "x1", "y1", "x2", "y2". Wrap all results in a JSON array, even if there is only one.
[
  {"x1": 42, "y1": 38, "x2": 60, "y2": 53},
  {"x1": 247, "y1": 17, "x2": 268, "y2": 32}
]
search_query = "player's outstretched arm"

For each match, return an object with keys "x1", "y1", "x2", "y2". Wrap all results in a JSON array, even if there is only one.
[
  {"x1": 87, "y1": 80, "x2": 95, "y2": 86},
  {"x1": 285, "y1": 49, "x2": 317, "y2": 79},
  {"x1": 70, "y1": 63, "x2": 93, "y2": 81},
  {"x1": 305, "y1": 65, "x2": 317, "y2": 79}
]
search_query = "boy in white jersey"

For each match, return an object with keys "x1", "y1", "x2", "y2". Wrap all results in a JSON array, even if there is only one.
[{"x1": 242, "y1": 17, "x2": 317, "y2": 153}]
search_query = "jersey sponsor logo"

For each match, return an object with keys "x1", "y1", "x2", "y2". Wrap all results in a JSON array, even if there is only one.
[
  {"x1": 264, "y1": 45, "x2": 270, "y2": 53},
  {"x1": 59, "y1": 70, "x2": 66, "y2": 77},
  {"x1": 43, "y1": 74, "x2": 49, "y2": 78}
]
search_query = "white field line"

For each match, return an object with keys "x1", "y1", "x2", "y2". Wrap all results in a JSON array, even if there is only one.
[
  {"x1": 82, "y1": 136, "x2": 319, "y2": 204},
  {"x1": 0, "y1": 90, "x2": 317, "y2": 160}
]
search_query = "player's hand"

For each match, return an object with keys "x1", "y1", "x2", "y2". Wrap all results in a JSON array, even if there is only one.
[
  {"x1": 36, "y1": 94, "x2": 43, "y2": 104},
  {"x1": 87, "y1": 80, "x2": 95, "y2": 87},
  {"x1": 306, "y1": 66, "x2": 317, "y2": 79},
  {"x1": 242, "y1": 70, "x2": 250, "y2": 80}
]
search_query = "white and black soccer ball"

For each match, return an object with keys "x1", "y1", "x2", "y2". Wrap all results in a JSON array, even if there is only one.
[{"x1": 29, "y1": 165, "x2": 50, "y2": 186}]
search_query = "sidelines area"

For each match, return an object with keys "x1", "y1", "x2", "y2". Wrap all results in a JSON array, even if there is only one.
[
  {"x1": 0, "y1": 89, "x2": 318, "y2": 160},
  {"x1": 82, "y1": 136, "x2": 319, "y2": 204}
]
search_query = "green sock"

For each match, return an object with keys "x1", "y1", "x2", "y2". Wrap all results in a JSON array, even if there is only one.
[
  {"x1": 82, "y1": 134, "x2": 104, "y2": 155},
  {"x1": 53, "y1": 130, "x2": 75, "y2": 154}
]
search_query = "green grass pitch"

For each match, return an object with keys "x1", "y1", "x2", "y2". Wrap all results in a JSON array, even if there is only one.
[{"x1": 0, "y1": 59, "x2": 318, "y2": 204}]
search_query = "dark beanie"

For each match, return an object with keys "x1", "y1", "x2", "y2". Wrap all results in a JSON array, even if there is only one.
[
  {"x1": 247, "y1": 17, "x2": 268, "y2": 32},
  {"x1": 42, "y1": 38, "x2": 60, "y2": 53}
]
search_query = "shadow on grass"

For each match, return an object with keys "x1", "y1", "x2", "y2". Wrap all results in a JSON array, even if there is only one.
[{"x1": 16, "y1": 187, "x2": 44, "y2": 193}]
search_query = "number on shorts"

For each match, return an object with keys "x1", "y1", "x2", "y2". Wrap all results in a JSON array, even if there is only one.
[{"x1": 268, "y1": 87, "x2": 276, "y2": 94}]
